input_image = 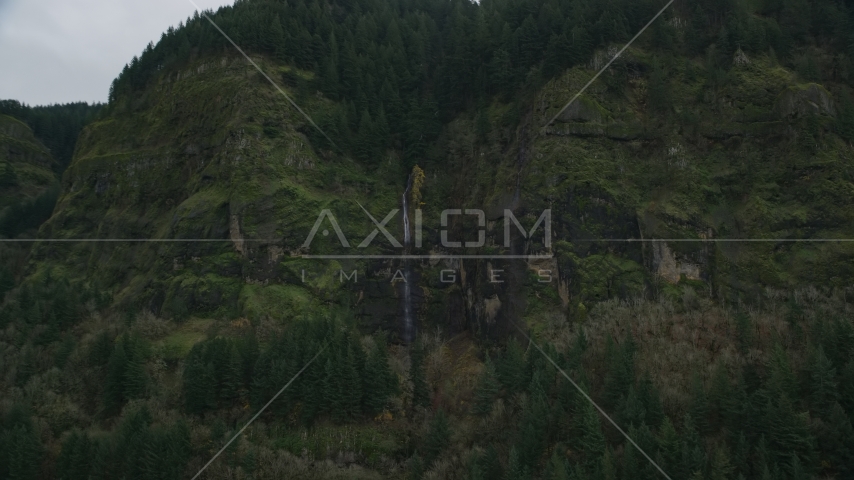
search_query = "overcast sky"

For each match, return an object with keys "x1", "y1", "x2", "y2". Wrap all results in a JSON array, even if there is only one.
[{"x1": 0, "y1": 0, "x2": 235, "y2": 106}]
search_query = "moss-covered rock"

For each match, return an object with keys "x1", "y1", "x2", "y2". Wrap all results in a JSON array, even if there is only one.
[
  {"x1": 775, "y1": 83, "x2": 836, "y2": 118},
  {"x1": 27, "y1": 56, "x2": 406, "y2": 325},
  {"x1": 15, "y1": 39, "x2": 854, "y2": 341},
  {"x1": 556, "y1": 95, "x2": 610, "y2": 123}
]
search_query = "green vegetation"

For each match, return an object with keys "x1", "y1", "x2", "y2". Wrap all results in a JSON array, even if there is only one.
[
  {"x1": 4, "y1": 263, "x2": 854, "y2": 477},
  {"x1": 0, "y1": 100, "x2": 103, "y2": 171},
  {"x1": 0, "y1": 115, "x2": 59, "y2": 238},
  {"x1": 2, "y1": 0, "x2": 854, "y2": 478}
]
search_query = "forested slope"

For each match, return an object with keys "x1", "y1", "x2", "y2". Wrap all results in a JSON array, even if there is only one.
[
  {"x1": 2, "y1": 0, "x2": 854, "y2": 479},
  {"x1": 0, "y1": 114, "x2": 60, "y2": 297},
  {"x1": 0, "y1": 101, "x2": 103, "y2": 173}
]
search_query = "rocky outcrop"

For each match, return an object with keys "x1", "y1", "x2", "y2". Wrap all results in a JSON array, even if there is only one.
[
  {"x1": 229, "y1": 214, "x2": 245, "y2": 255},
  {"x1": 545, "y1": 121, "x2": 648, "y2": 140},
  {"x1": 775, "y1": 83, "x2": 836, "y2": 118},
  {"x1": 733, "y1": 48, "x2": 750, "y2": 66},
  {"x1": 652, "y1": 241, "x2": 701, "y2": 284},
  {"x1": 556, "y1": 95, "x2": 609, "y2": 123}
]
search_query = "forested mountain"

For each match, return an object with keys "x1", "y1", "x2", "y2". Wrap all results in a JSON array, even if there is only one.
[
  {"x1": 0, "y1": 101, "x2": 102, "y2": 296},
  {"x1": 2, "y1": 0, "x2": 854, "y2": 479},
  {"x1": 0, "y1": 101, "x2": 103, "y2": 172},
  {"x1": 0, "y1": 114, "x2": 61, "y2": 297}
]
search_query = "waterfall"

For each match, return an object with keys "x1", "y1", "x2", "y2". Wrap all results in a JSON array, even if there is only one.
[{"x1": 401, "y1": 173, "x2": 415, "y2": 343}]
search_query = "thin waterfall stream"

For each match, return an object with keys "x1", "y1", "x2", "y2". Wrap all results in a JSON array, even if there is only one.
[{"x1": 401, "y1": 173, "x2": 415, "y2": 343}]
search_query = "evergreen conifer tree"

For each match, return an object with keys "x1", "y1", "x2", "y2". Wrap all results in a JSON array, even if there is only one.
[
  {"x1": 322, "y1": 57, "x2": 340, "y2": 99},
  {"x1": 519, "y1": 378, "x2": 550, "y2": 468},
  {"x1": 543, "y1": 34, "x2": 572, "y2": 78},
  {"x1": 221, "y1": 344, "x2": 243, "y2": 404},
  {"x1": 543, "y1": 448, "x2": 570, "y2": 480},
  {"x1": 765, "y1": 396, "x2": 815, "y2": 468},
  {"x1": 499, "y1": 338, "x2": 527, "y2": 393},
  {"x1": 637, "y1": 373, "x2": 664, "y2": 428},
  {"x1": 788, "y1": 453, "x2": 807, "y2": 480},
  {"x1": 732, "y1": 430, "x2": 750, "y2": 476},
  {"x1": 123, "y1": 339, "x2": 147, "y2": 400},
  {"x1": 424, "y1": 409, "x2": 451, "y2": 464},
  {"x1": 658, "y1": 416, "x2": 681, "y2": 473},
  {"x1": 709, "y1": 443, "x2": 735, "y2": 480},
  {"x1": 836, "y1": 93, "x2": 854, "y2": 143},
  {"x1": 576, "y1": 396, "x2": 605, "y2": 461},
  {"x1": 104, "y1": 341, "x2": 128, "y2": 415},
  {"x1": 56, "y1": 430, "x2": 77, "y2": 477},
  {"x1": 410, "y1": 343, "x2": 430, "y2": 408},
  {"x1": 810, "y1": 346, "x2": 839, "y2": 416},
  {"x1": 470, "y1": 455, "x2": 485, "y2": 480},
  {"x1": 408, "y1": 453, "x2": 425, "y2": 480},
  {"x1": 821, "y1": 402, "x2": 854, "y2": 477},
  {"x1": 505, "y1": 446, "x2": 528, "y2": 480},
  {"x1": 473, "y1": 354, "x2": 501, "y2": 416},
  {"x1": 767, "y1": 342, "x2": 798, "y2": 400},
  {"x1": 183, "y1": 349, "x2": 215, "y2": 414},
  {"x1": 840, "y1": 359, "x2": 854, "y2": 416},
  {"x1": 689, "y1": 373, "x2": 710, "y2": 434},
  {"x1": 618, "y1": 385, "x2": 646, "y2": 428},
  {"x1": 0, "y1": 162, "x2": 17, "y2": 187},
  {"x1": 0, "y1": 266, "x2": 13, "y2": 295},
  {"x1": 679, "y1": 414, "x2": 705, "y2": 478},
  {"x1": 568, "y1": 25, "x2": 593, "y2": 66},
  {"x1": 269, "y1": 16, "x2": 287, "y2": 61},
  {"x1": 4, "y1": 424, "x2": 43, "y2": 480},
  {"x1": 69, "y1": 431, "x2": 92, "y2": 479},
  {"x1": 362, "y1": 339, "x2": 396, "y2": 415},
  {"x1": 475, "y1": 107, "x2": 491, "y2": 143},
  {"x1": 342, "y1": 346, "x2": 362, "y2": 420},
  {"x1": 239, "y1": 332, "x2": 259, "y2": 385},
  {"x1": 356, "y1": 110, "x2": 376, "y2": 162},
  {"x1": 324, "y1": 357, "x2": 345, "y2": 421},
  {"x1": 88, "y1": 331, "x2": 113, "y2": 367}
]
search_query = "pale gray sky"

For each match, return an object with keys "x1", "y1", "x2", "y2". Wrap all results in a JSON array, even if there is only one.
[{"x1": 0, "y1": 0, "x2": 234, "y2": 106}]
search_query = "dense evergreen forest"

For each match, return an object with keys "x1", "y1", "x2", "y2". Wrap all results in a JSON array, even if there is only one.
[
  {"x1": 3, "y1": 272, "x2": 854, "y2": 479},
  {"x1": 3, "y1": 0, "x2": 854, "y2": 479},
  {"x1": 107, "y1": 0, "x2": 854, "y2": 162}
]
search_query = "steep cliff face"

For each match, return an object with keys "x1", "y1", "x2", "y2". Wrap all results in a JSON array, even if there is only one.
[
  {"x1": 539, "y1": 53, "x2": 853, "y2": 294},
  {"x1": 414, "y1": 49, "x2": 854, "y2": 337},
  {"x1": 25, "y1": 45, "x2": 854, "y2": 341},
  {"x1": 31, "y1": 57, "x2": 410, "y2": 326}
]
